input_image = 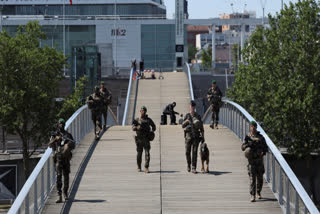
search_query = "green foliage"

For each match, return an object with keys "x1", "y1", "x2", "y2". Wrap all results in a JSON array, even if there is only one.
[
  {"x1": 227, "y1": 0, "x2": 320, "y2": 158},
  {"x1": 57, "y1": 77, "x2": 88, "y2": 120},
  {"x1": 188, "y1": 45, "x2": 198, "y2": 62},
  {"x1": 0, "y1": 21, "x2": 66, "y2": 177},
  {"x1": 201, "y1": 47, "x2": 212, "y2": 68}
]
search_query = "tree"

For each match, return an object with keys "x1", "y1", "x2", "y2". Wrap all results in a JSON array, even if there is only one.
[
  {"x1": 57, "y1": 77, "x2": 88, "y2": 120},
  {"x1": 201, "y1": 47, "x2": 212, "y2": 68},
  {"x1": 188, "y1": 45, "x2": 198, "y2": 62},
  {"x1": 0, "y1": 21, "x2": 66, "y2": 178},
  {"x1": 227, "y1": 0, "x2": 320, "y2": 159}
]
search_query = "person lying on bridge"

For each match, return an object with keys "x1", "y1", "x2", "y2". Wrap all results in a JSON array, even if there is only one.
[
  {"x1": 48, "y1": 119, "x2": 75, "y2": 203},
  {"x1": 162, "y1": 102, "x2": 179, "y2": 125},
  {"x1": 241, "y1": 121, "x2": 268, "y2": 202}
]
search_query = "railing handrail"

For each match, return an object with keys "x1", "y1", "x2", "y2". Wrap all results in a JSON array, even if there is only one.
[
  {"x1": 185, "y1": 63, "x2": 195, "y2": 101},
  {"x1": 203, "y1": 99, "x2": 319, "y2": 214},
  {"x1": 122, "y1": 68, "x2": 134, "y2": 126},
  {"x1": 8, "y1": 104, "x2": 118, "y2": 214}
]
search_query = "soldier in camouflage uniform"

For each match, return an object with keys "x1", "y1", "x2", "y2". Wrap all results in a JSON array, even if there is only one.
[
  {"x1": 48, "y1": 119, "x2": 75, "y2": 203},
  {"x1": 182, "y1": 100, "x2": 205, "y2": 173},
  {"x1": 99, "y1": 81, "x2": 112, "y2": 130},
  {"x1": 132, "y1": 106, "x2": 156, "y2": 173},
  {"x1": 87, "y1": 86, "x2": 104, "y2": 140},
  {"x1": 207, "y1": 80, "x2": 222, "y2": 129},
  {"x1": 241, "y1": 121, "x2": 268, "y2": 202}
]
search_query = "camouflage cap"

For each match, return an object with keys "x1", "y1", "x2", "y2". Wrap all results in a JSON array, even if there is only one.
[
  {"x1": 100, "y1": 81, "x2": 105, "y2": 85},
  {"x1": 141, "y1": 106, "x2": 147, "y2": 112},
  {"x1": 212, "y1": 80, "x2": 216, "y2": 84},
  {"x1": 58, "y1": 118, "x2": 66, "y2": 124},
  {"x1": 250, "y1": 121, "x2": 257, "y2": 127}
]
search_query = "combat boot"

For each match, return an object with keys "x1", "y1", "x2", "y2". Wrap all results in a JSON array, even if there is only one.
[
  {"x1": 187, "y1": 165, "x2": 191, "y2": 172},
  {"x1": 209, "y1": 124, "x2": 214, "y2": 129},
  {"x1": 250, "y1": 195, "x2": 256, "y2": 202},
  {"x1": 257, "y1": 192, "x2": 262, "y2": 199},
  {"x1": 137, "y1": 167, "x2": 142, "y2": 172},
  {"x1": 144, "y1": 168, "x2": 149, "y2": 173},
  {"x1": 215, "y1": 124, "x2": 219, "y2": 129},
  {"x1": 63, "y1": 192, "x2": 69, "y2": 201},
  {"x1": 56, "y1": 195, "x2": 63, "y2": 203},
  {"x1": 192, "y1": 169, "x2": 197, "y2": 174}
]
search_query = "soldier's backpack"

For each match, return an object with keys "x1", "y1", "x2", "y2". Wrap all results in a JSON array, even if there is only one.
[{"x1": 148, "y1": 131, "x2": 155, "y2": 141}]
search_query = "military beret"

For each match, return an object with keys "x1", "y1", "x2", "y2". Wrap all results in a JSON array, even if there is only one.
[
  {"x1": 100, "y1": 81, "x2": 105, "y2": 85},
  {"x1": 250, "y1": 121, "x2": 257, "y2": 127},
  {"x1": 190, "y1": 100, "x2": 196, "y2": 106},
  {"x1": 141, "y1": 106, "x2": 147, "y2": 112},
  {"x1": 58, "y1": 118, "x2": 66, "y2": 124},
  {"x1": 212, "y1": 80, "x2": 216, "y2": 84}
]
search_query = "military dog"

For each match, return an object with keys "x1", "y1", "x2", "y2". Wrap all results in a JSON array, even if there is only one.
[{"x1": 200, "y1": 143, "x2": 210, "y2": 173}]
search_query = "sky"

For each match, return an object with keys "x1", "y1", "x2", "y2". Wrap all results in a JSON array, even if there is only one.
[{"x1": 164, "y1": 0, "x2": 299, "y2": 19}]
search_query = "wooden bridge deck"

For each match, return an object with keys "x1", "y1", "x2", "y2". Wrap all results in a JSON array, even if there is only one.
[{"x1": 42, "y1": 72, "x2": 282, "y2": 214}]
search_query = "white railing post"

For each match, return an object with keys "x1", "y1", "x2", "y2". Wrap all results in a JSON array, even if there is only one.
[
  {"x1": 122, "y1": 68, "x2": 134, "y2": 126},
  {"x1": 286, "y1": 177, "x2": 291, "y2": 214},
  {"x1": 279, "y1": 169, "x2": 283, "y2": 205},
  {"x1": 34, "y1": 178, "x2": 38, "y2": 214},
  {"x1": 41, "y1": 168, "x2": 44, "y2": 207}
]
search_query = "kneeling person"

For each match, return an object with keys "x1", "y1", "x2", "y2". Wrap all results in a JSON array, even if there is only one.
[{"x1": 132, "y1": 106, "x2": 156, "y2": 173}]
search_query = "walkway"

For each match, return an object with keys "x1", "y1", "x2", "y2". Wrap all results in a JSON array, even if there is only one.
[{"x1": 42, "y1": 72, "x2": 282, "y2": 214}]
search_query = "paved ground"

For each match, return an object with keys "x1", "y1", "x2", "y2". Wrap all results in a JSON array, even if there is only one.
[{"x1": 42, "y1": 72, "x2": 282, "y2": 214}]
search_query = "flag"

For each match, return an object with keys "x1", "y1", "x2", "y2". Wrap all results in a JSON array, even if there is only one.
[{"x1": 69, "y1": 0, "x2": 72, "y2": 5}]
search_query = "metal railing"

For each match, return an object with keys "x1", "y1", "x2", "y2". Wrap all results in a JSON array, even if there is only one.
[
  {"x1": 184, "y1": 63, "x2": 195, "y2": 101},
  {"x1": 203, "y1": 100, "x2": 320, "y2": 214},
  {"x1": 8, "y1": 105, "x2": 117, "y2": 214},
  {"x1": 122, "y1": 68, "x2": 134, "y2": 126}
]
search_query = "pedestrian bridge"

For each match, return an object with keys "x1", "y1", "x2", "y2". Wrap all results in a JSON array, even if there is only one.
[{"x1": 8, "y1": 66, "x2": 319, "y2": 214}]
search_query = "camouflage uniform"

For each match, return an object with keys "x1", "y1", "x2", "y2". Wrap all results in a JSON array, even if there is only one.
[
  {"x1": 132, "y1": 115, "x2": 156, "y2": 170},
  {"x1": 207, "y1": 86, "x2": 222, "y2": 127},
  {"x1": 241, "y1": 131, "x2": 268, "y2": 196},
  {"x1": 49, "y1": 129, "x2": 75, "y2": 199},
  {"x1": 100, "y1": 87, "x2": 112, "y2": 127},
  {"x1": 87, "y1": 92, "x2": 104, "y2": 137},
  {"x1": 182, "y1": 112, "x2": 204, "y2": 171}
]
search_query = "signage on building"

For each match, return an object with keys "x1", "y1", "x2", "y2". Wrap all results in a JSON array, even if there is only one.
[
  {"x1": 111, "y1": 26, "x2": 127, "y2": 40},
  {"x1": 0, "y1": 165, "x2": 17, "y2": 201}
]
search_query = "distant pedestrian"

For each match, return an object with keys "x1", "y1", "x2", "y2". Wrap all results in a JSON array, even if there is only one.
[
  {"x1": 207, "y1": 80, "x2": 222, "y2": 129},
  {"x1": 87, "y1": 86, "x2": 104, "y2": 140},
  {"x1": 100, "y1": 81, "x2": 112, "y2": 130},
  {"x1": 139, "y1": 59, "x2": 144, "y2": 78}
]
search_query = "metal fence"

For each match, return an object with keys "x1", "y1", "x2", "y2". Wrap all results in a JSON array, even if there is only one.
[
  {"x1": 203, "y1": 100, "x2": 320, "y2": 214},
  {"x1": 8, "y1": 105, "x2": 117, "y2": 214}
]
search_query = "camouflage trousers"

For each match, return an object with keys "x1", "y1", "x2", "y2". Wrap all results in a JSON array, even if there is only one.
[
  {"x1": 135, "y1": 137, "x2": 151, "y2": 169},
  {"x1": 91, "y1": 111, "x2": 102, "y2": 135},
  {"x1": 210, "y1": 104, "x2": 220, "y2": 125},
  {"x1": 185, "y1": 138, "x2": 200, "y2": 170},
  {"x1": 101, "y1": 106, "x2": 108, "y2": 126},
  {"x1": 55, "y1": 157, "x2": 70, "y2": 196},
  {"x1": 247, "y1": 162, "x2": 265, "y2": 195}
]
